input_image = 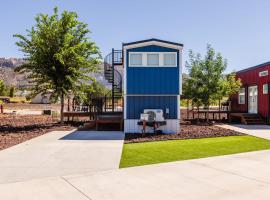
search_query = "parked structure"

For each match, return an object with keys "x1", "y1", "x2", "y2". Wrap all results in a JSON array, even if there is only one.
[
  {"x1": 123, "y1": 39, "x2": 183, "y2": 133},
  {"x1": 66, "y1": 38, "x2": 183, "y2": 133},
  {"x1": 231, "y1": 61, "x2": 270, "y2": 124}
]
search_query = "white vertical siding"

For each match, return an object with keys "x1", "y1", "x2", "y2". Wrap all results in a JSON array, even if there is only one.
[{"x1": 124, "y1": 119, "x2": 180, "y2": 134}]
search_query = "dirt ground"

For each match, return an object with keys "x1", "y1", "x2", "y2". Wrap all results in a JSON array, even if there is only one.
[
  {"x1": 124, "y1": 109, "x2": 236, "y2": 143},
  {"x1": 0, "y1": 114, "x2": 75, "y2": 150},
  {"x1": 4, "y1": 103, "x2": 62, "y2": 111},
  {"x1": 0, "y1": 105, "x2": 236, "y2": 149},
  {"x1": 125, "y1": 123, "x2": 244, "y2": 143}
]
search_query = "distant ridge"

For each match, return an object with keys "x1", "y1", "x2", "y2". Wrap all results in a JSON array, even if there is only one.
[{"x1": 0, "y1": 57, "x2": 25, "y2": 68}]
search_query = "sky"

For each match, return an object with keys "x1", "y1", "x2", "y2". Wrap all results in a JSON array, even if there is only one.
[{"x1": 1, "y1": 0, "x2": 270, "y2": 73}]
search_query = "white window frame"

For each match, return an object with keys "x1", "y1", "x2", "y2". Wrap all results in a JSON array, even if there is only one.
[
  {"x1": 259, "y1": 70, "x2": 268, "y2": 77},
  {"x1": 238, "y1": 87, "x2": 245, "y2": 104},
  {"x1": 147, "y1": 53, "x2": 159, "y2": 67},
  {"x1": 129, "y1": 52, "x2": 143, "y2": 67},
  {"x1": 263, "y1": 84, "x2": 268, "y2": 94},
  {"x1": 128, "y1": 52, "x2": 177, "y2": 67},
  {"x1": 163, "y1": 52, "x2": 177, "y2": 67}
]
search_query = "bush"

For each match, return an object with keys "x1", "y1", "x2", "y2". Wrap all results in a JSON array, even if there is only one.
[{"x1": 9, "y1": 97, "x2": 27, "y2": 103}]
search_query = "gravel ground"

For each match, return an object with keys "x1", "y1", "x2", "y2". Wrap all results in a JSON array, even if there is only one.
[
  {"x1": 4, "y1": 103, "x2": 62, "y2": 111},
  {"x1": 124, "y1": 123, "x2": 244, "y2": 143},
  {"x1": 0, "y1": 114, "x2": 75, "y2": 150}
]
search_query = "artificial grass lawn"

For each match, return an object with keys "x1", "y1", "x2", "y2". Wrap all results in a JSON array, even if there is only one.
[{"x1": 120, "y1": 135, "x2": 270, "y2": 168}]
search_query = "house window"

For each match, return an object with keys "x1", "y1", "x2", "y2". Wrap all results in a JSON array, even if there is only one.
[
  {"x1": 263, "y1": 84, "x2": 268, "y2": 94},
  {"x1": 164, "y1": 53, "x2": 176, "y2": 66},
  {"x1": 238, "y1": 88, "x2": 245, "y2": 104},
  {"x1": 130, "y1": 53, "x2": 142, "y2": 66},
  {"x1": 147, "y1": 54, "x2": 159, "y2": 66},
  {"x1": 259, "y1": 70, "x2": 268, "y2": 77}
]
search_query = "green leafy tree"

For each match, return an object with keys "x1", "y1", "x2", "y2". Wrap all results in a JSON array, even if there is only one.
[
  {"x1": 184, "y1": 44, "x2": 241, "y2": 122},
  {"x1": 14, "y1": 7, "x2": 101, "y2": 123},
  {"x1": 9, "y1": 86, "x2": 15, "y2": 97},
  {"x1": 0, "y1": 80, "x2": 7, "y2": 96}
]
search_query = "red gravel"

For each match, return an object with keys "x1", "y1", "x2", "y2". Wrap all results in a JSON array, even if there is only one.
[
  {"x1": 124, "y1": 123, "x2": 244, "y2": 143},
  {"x1": 0, "y1": 114, "x2": 75, "y2": 150}
]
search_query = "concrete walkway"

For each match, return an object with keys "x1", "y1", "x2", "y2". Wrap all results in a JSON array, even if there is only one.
[
  {"x1": 3, "y1": 127, "x2": 270, "y2": 199},
  {"x1": 2, "y1": 149, "x2": 270, "y2": 200},
  {"x1": 0, "y1": 130, "x2": 124, "y2": 184},
  {"x1": 216, "y1": 124, "x2": 270, "y2": 140}
]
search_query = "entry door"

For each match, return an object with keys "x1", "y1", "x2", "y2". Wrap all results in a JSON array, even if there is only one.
[{"x1": 248, "y1": 86, "x2": 258, "y2": 114}]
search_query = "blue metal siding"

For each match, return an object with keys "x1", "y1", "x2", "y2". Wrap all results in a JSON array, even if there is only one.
[
  {"x1": 126, "y1": 45, "x2": 180, "y2": 95},
  {"x1": 126, "y1": 96, "x2": 178, "y2": 119},
  {"x1": 127, "y1": 68, "x2": 179, "y2": 94}
]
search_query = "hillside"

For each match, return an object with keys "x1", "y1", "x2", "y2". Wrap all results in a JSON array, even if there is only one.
[{"x1": 0, "y1": 57, "x2": 25, "y2": 68}]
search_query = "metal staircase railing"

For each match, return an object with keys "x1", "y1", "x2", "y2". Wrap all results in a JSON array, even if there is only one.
[{"x1": 103, "y1": 49, "x2": 123, "y2": 112}]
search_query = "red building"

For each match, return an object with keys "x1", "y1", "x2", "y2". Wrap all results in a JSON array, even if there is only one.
[{"x1": 231, "y1": 62, "x2": 270, "y2": 122}]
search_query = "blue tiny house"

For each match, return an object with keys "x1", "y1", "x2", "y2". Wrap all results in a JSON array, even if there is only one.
[
  {"x1": 123, "y1": 39, "x2": 183, "y2": 133},
  {"x1": 103, "y1": 38, "x2": 183, "y2": 133}
]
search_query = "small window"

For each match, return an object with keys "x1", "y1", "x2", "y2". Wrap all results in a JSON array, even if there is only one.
[
  {"x1": 263, "y1": 84, "x2": 268, "y2": 94},
  {"x1": 238, "y1": 88, "x2": 245, "y2": 104},
  {"x1": 147, "y1": 54, "x2": 159, "y2": 66},
  {"x1": 164, "y1": 53, "x2": 176, "y2": 66},
  {"x1": 259, "y1": 70, "x2": 268, "y2": 77},
  {"x1": 130, "y1": 53, "x2": 142, "y2": 66}
]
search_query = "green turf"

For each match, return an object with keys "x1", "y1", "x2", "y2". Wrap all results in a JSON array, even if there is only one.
[{"x1": 120, "y1": 136, "x2": 270, "y2": 168}]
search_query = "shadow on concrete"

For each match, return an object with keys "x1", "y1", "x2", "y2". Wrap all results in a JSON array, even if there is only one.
[{"x1": 60, "y1": 130, "x2": 124, "y2": 140}]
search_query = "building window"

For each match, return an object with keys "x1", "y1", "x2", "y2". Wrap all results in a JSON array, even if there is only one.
[
  {"x1": 130, "y1": 53, "x2": 142, "y2": 66},
  {"x1": 164, "y1": 53, "x2": 176, "y2": 66},
  {"x1": 259, "y1": 70, "x2": 268, "y2": 77},
  {"x1": 147, "y1": 53, "x2": 159, "y2": 66},
  {"x1": 263, "y1": 84, "x2": 268, "y2": 94},
  {"x1": 238, "y1": 88, "x2": 245, "y2": 104}
]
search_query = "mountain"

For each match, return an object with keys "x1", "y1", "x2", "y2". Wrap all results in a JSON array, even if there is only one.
[
  {"x1": 0, "y1": 59, "x2": 111, "y2": 89},
  {"x1": 0, "y1": 57, "x2": 25, "y2": 68}
]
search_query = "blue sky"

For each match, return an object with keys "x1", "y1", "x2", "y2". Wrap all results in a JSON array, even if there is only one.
[{"x1": 1, "y1": 0, "x2": 270, "y2": 73}]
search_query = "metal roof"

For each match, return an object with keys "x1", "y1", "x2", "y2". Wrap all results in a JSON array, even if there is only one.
[{"x1": 122, "y1": 38, "x2": 183, "y2": 47}]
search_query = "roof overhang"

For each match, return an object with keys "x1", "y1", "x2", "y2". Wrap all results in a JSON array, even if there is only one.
[
  {"x1": 237, "y1": 61, "x2": 270, "y2": 74},
  {"x1": 123, "y1": 38, "x2": 183, "y2": 50}
]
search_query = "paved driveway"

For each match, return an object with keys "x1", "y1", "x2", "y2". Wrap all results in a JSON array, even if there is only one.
[
  {"x1": 2, "y1": 150, "x2": 270, "y2": 200},
  {"x1": 217, "y1": 124, "x2": 270, "y2": 140},
  {"x1": 0, "y1": 130, "x2": 124, "y2": 184}
]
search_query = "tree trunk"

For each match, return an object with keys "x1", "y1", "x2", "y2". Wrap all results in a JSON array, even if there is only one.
[{"x1": 60, "y1": 92, "x2": 64, "y2": 124}]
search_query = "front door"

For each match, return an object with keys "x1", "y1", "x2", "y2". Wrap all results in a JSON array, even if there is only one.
[{"x1": 248, "y1": 86, "x2": 258, "y2": 114}]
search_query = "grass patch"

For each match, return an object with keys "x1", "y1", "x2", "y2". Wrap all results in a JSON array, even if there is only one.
[{"x1": 120, "y1": 135, "x2": 270, "y2": 168}]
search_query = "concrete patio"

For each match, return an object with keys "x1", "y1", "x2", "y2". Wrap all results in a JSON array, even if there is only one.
[
  {"x1": 0, "y1": 130, "x2": 124, "y2": 184},
  {"x1": 2, "y1": 126, "x2": 270, "y2": 199},
  {"x1": 2, "y1": 149, "x2": 270, "y2": 200},
  {"x1": 217, "y1": 124, "x2": 270, "y2": 140}
]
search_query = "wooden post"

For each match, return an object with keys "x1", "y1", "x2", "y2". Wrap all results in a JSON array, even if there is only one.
[
  {"x1": 186, "y1": 99, "x2": 189, "y2": 120},
  {"x1": 197, "y1": 106, "x2": 200, "y2": 121},
  {"x1": 67, "y1": 97, "x2": 70, "y2": 122},
  {"x1": 218, "y1": 99, "x2": 221, "y2": 120},
  {"x1": 192, "y1": 101, "x2": 195, "y2": 119}
]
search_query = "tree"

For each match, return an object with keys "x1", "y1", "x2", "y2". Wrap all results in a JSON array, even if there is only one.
[
  {"x1": 184, "y1": 44, "x2": 241, "y2": 122},
  {"x1": 14, "y1": 7, "x2": 101, "y2": 123},
  {"x1": 76, "y1": 81, "x2": 110, "y2": 105},
  {"x1": 9, "y1": 86, "x2": 15, "y2": 97},
  {"x1": 0, "y1": 80, "x2": 7, "y2": 96}
]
